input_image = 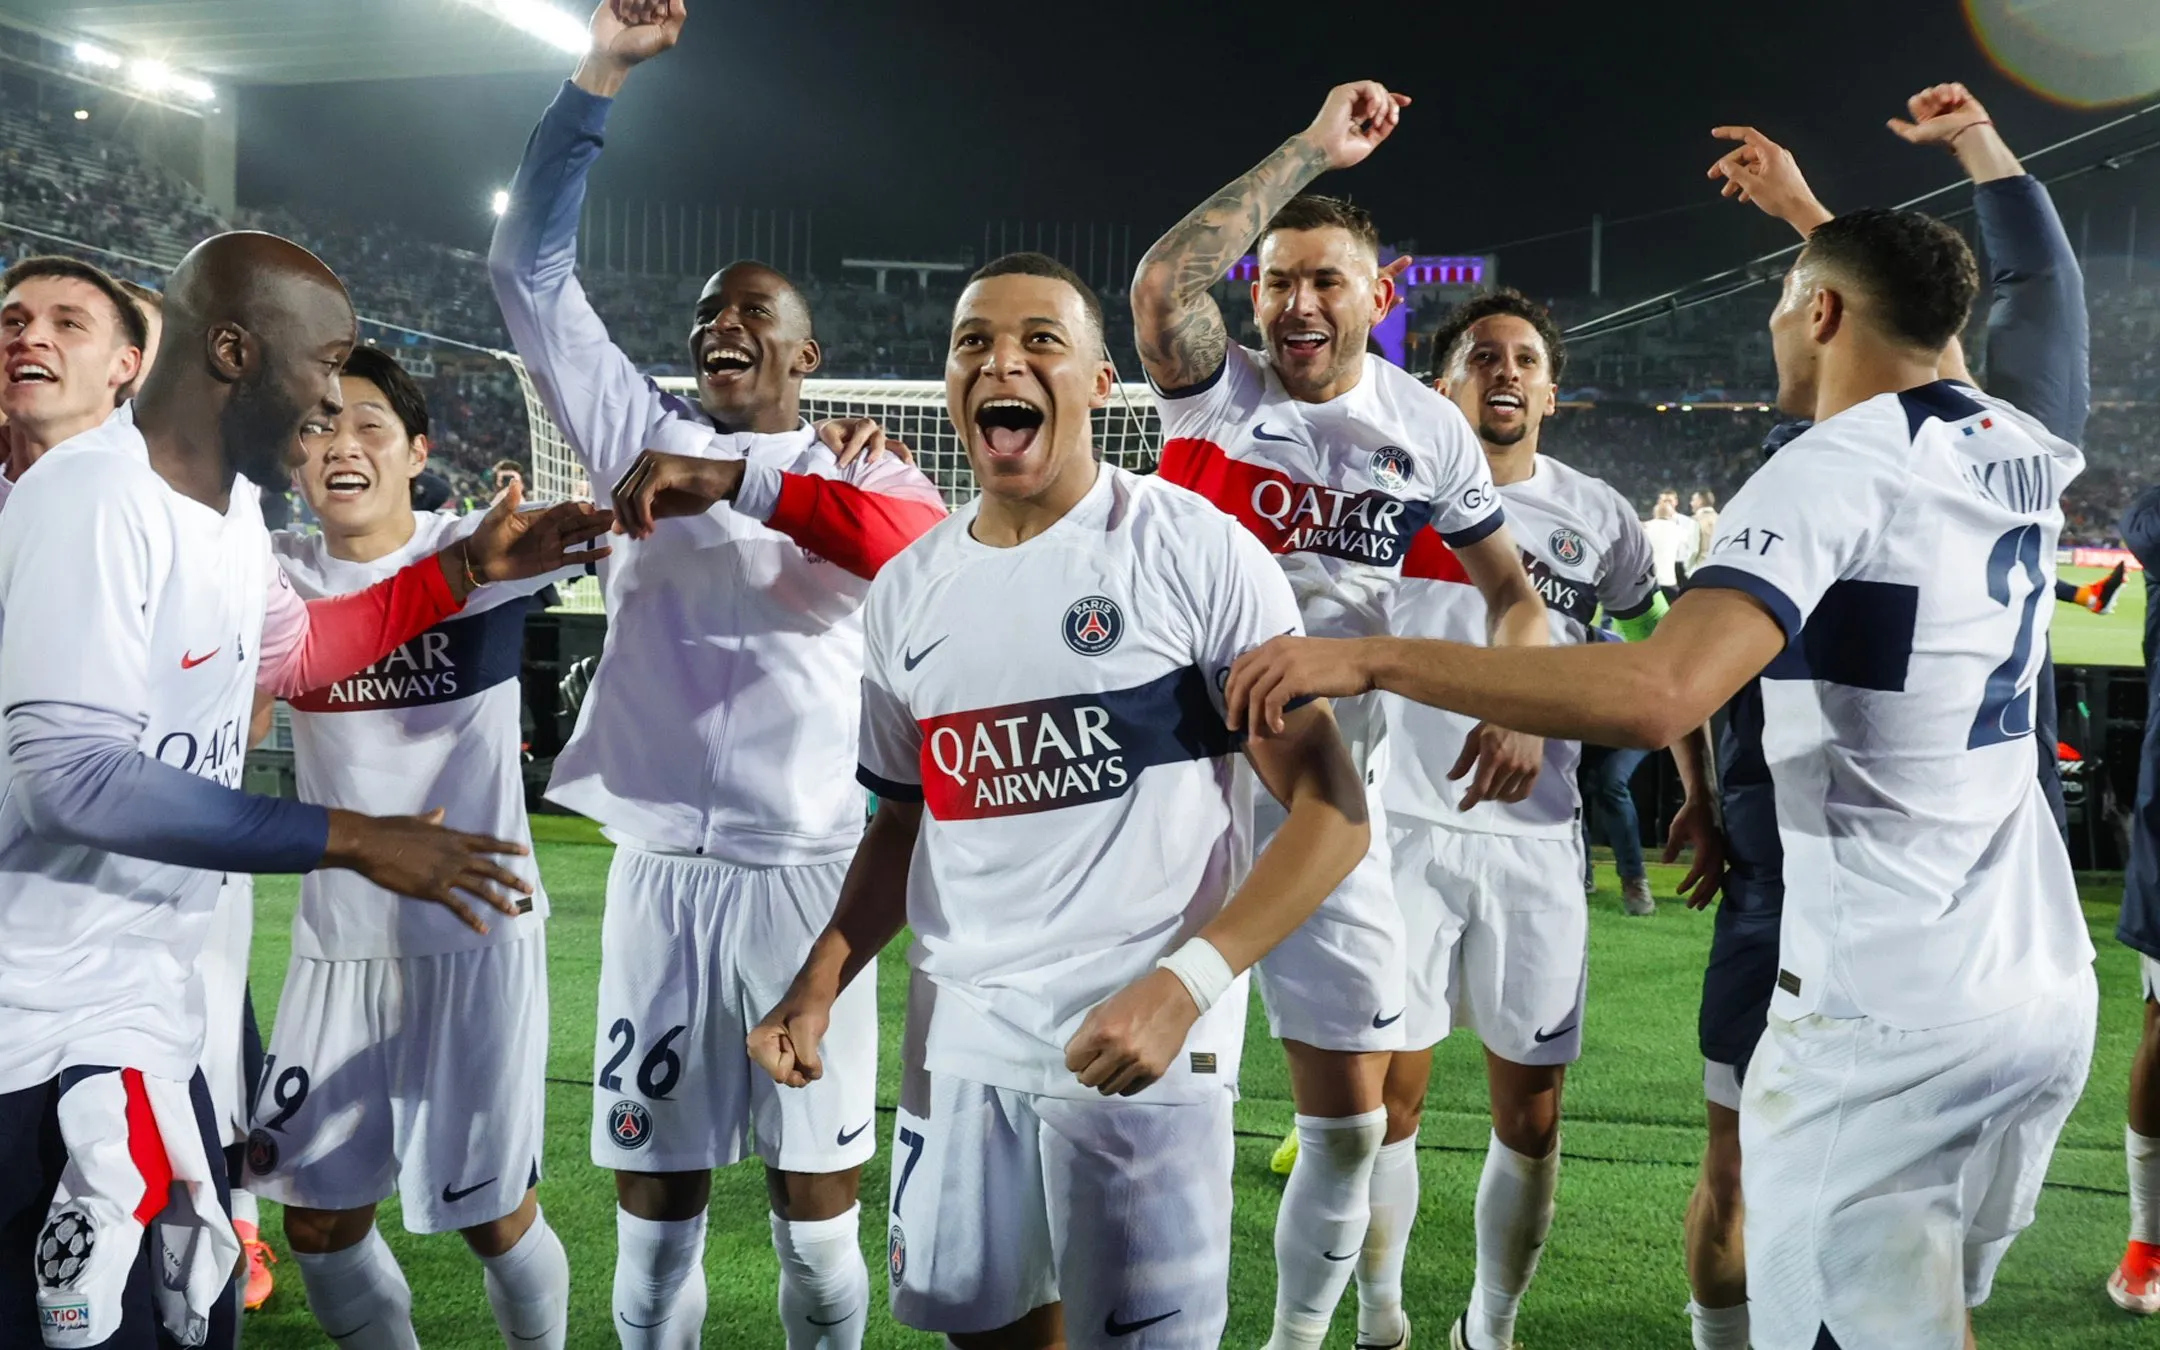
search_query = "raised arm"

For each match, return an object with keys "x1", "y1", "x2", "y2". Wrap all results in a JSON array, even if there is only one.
[
  {"x1": 1131, "y1": 80, "x2": 1407, "y2": 392},
  {"x1": 1891, "y1": 83, "x2": 2089, "y2": 444},
  {"x1": 487, "y1": 0, "x2": 691, "y2": 485}
]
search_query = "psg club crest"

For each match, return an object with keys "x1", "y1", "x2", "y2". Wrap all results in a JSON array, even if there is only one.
[
  {"x1": 1548, "y1": 527, "x2": 1586, "y2": 566},
  {"x1": 1063, "y1": 596, "x2": 1123, "y2": 656},
  {"x1": 36, "y1": 1211, "x2": 94, "y2": 1289},
  {"x1": 1368, "y1": 445, "x2": 1414, "y2": 491},
  {"x1": 888, "y1": 1223, "x2": 907, "y2": 1281},
  {"x1": 608, "y1": 1100, "x2": 653, "y2": 1151},
  {"x1": 245, "y1": 1128, "x2": 279, "y2": 1176}
]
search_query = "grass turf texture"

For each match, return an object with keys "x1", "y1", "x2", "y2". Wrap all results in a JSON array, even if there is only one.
[
  {"x1": 2052, "y1": 563, "x2": 2145, "y2": 669},
  {"x1": 239, "y1": 814, "x2": 2152, "y2": 1347}
]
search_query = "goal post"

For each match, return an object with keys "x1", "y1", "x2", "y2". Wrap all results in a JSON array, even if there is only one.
[{"x1": 498, "y1": 353, "x2": 1165, "y2": 612}]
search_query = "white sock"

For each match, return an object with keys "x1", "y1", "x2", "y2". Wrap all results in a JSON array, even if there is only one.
[
  {"x1": 481, "y1": 1209, "x2": 571, "y2": 1350},
  {"x1": 292, "y1": 1228, "x2": 419, "y2": 1350},
  {"x1": 613, "y1": 1209, "x2": 708, "y2": 1350},
  {"x1": 1464, "y1": 1131, "x2": 1559, "y2": 1350},
  {"x1": 1355, "y1": 1133, "x2": 1419, "y2": 1345},
  {"x1": 2130, "y1": 1126, "x2": 2160, "y2": 1244},
  {"x1": 229, "y1": 1187, "x2": 260, "y2": 1230},
  {"x1": 771, "y1": 1204, "x2": 869, "y2": 1350},
  {"x1": 1266, "y1": 1107, "x2": 1387, "y2": 1350},
  {"x1": 1687, "y1": 1299, "x2": 1750, "y2": 1350}
]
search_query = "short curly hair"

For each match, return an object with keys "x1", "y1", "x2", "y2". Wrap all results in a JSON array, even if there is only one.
[
  {"x1": 1800, "y1": 207, "x2": 1977, "y2": 351},
  {"x1": 1429, "y1": 287, "x2": 1567, "y2": 385}
]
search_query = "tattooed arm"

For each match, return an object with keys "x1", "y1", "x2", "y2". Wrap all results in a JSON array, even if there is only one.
[{"x1": 1130, "y1": 80, "x2": 1410, "y2": 392}]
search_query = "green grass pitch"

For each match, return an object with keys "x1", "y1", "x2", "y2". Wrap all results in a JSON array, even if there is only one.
[
  {"x1": 2053, "y1": 563, "x2": 2145, "y2": 669},
  {"x1": 238, "y1": 815, "x2": 2155, "y2": 1347}
]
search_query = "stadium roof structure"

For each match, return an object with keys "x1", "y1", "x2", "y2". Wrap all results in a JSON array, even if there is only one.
[{"x1": 0, "y1": 0, "x2": 579, "y2": 86}]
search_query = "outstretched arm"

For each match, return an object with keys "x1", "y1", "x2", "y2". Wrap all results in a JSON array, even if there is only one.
[
  {"x1": 1131, "y1": 80, "x2": 1407, "y2": 392},
  {"x1": 1706, "y1": 125, "x2": 1832, "y2": 237}
]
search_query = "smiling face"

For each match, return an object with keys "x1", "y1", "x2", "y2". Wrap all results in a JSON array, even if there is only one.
[
  {"x1": 945, "y1": 271, "x2": 1112, "y2": 505},
  {"x1": 1252, "y1": 225, "x2": 1389, "y2": 403},
  {"x1": 1438, "y1": 313, "x2": 1558, "y2": 451},
  {"x1": 0, "y1": 275, "x2": 140, "y2": 442},
  {"x1": 685, "y1": 262, "x2": 819, "y2": 428},
  {"x1": 295, "y1": 372, "x2": 425, "y2": 537}
]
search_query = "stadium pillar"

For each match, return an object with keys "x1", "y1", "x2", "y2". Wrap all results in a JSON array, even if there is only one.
[
  {"x1": 1590, "y1": 212, "x2": 1603, "y2": 298},
  {"x1": 200, "y1": 102, "x2": 237, "y2": 217}
]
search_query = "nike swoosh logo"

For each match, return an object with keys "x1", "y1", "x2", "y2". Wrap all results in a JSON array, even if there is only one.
[
  {"x1": 836, "y1": 1119, "x2": 872, "y2": 1146},
  {"x1": 1323, "y1": 1248, "x2": 1358, "y2": 1261},
  {"x1": 1105, "y1": 1308, "x2": 1181, "y2": 1336},
  {"x1": 1533, "y1": 1023, "x2": 1578, "y2": 1043},
  {"x1": 1253, "y1": 423, "x2": 1299, "y2": 443},
  {"x1": 807, "y1": 1311, "x2": 856, "y2": 1327},
  {"x1": 903, "y1": 636, "x2": 948, "y2": 670},
  {"x1": 441, "y1": 1177, "x2": 498, "y2": 1204},
  {"x1": 1371, "y1": 1009, "x2": 1404, "y2": 1029},
  {"x1": 180, "y1": 648, "x2": 220, "y2": 669}
]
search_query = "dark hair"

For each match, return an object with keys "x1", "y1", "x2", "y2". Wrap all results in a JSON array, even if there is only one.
[
  {"x1": 0, "y1": 256, "x2": 148, "y2": 352},
  {"x1": 1695, "y1": 488, "x2": 1717, "y2": 507},
  {"x1": 1259, "y1": 194, "x2": 1381, "y2": 259},
  {"x1": 1800, "y1": 207, "x2": 1978, "y2": 351},
  {"x1": 490, "y1": 458, "x2": 525, "y2": 479},
  {"x1": 1429, "y1": 287, "x2": 1568, "y2": 384},
  {"x1": 966, "y1": 251, "x2": 1106, "y2": 355},
  {"x1": 339, "y1": 346, "x2": 430, "y2": 439},
  {"x1": 115, "y1": 278, "x2": 162, "y2": 315}
]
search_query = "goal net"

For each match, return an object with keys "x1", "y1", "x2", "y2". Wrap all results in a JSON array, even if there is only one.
[{"x1": 500, "y1": 354, "x2": 1165, "y2": 612}]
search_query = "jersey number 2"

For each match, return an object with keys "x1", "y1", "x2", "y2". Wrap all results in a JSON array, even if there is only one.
[{"x1": 1968, "y1": 523, "x2": 2047, "y2": 749}]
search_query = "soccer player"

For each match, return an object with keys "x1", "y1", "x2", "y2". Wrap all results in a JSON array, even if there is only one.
[
  {"x1": 749, "y1": 249, "x2": 1370, "y2": 1350},
  {"x1": 0, "y1": 256, "x2": 148, "y2": 502},
  {"x1": 1351, "y1": 289, "x2": 1721, "y2": 1350},
  {"x1": 1684, "y1": 89, "x2": 2091, "y2": 1350},
  {"x1": 242, "y1": 346, "x2": 576, "y2": 1349},
  {"x1": 490, "y1": 4, "x2": 946, "y2": 1345},
  {"x1": 1129, "y1": 81, "x2": 1547, "y2": 1350},
  {"x1": 2117, "y1": 485, "x2": 2160, "y2": 1314},
  {"x1": 0, "y1": 229, "x2": 609, "y2": 1348},
  {"x1": 1227, "y1": 200, "x2": 2096, "y2": 1350}
]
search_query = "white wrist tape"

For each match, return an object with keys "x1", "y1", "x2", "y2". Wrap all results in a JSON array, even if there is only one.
[{"x1": 1156, "y1": 938, "x2": 1236, "y2": 1014}]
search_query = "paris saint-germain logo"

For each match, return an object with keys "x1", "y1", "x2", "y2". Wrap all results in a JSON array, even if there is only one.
[
  {"x1": 1063, "y1": 596, "x2": 1123, "y2": 656},
  {"x1": 1369, "y1": 445, "x2": 1414, "y2": 491},
  {"x1": 608, "y1": 1100, "x2": 652, "y2": 1151},
  {"x1": 888, "y1": 1223, "x2": 908, "y2": 1281},
  {"x1": 1548, "y1": 527, "x2": 1586, "y2": 566}
]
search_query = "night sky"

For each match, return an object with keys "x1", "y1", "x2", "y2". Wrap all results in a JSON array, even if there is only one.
[{"x1": 236, "y1": 0, "x2": 2160, "y2": 301}]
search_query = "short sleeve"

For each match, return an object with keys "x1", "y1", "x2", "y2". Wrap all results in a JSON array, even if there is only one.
[
  {"x1": 1681, "y1": 432, "x2": 1900, "y2": 642},
  {"x1": 1149, "y1": 345, "x2": 1265, "y2": 442},
  {"x1": 1194, "y1": 522, "x2": 1307, "y2": 718},
  {"x1": 854, "y1": 590, "x2": 923, "y2": 800},
  {"x1": 0, "y1": 464, "x2": 159, "y2": 719},
  {"x1": 1422, "y1": 400, "x2": 1505, "y2": 547},
  {"x1": 1599, "y1": 504, "x2": 1660, "y2": 621}
]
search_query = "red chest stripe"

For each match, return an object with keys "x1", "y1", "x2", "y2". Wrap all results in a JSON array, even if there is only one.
[{"x1": 1158, "y1": 438, "x2": 1432, "y2": 568}]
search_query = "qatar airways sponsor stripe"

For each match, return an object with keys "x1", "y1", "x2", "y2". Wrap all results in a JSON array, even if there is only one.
[
  {"x1": 915, "y1": 665, "x2": 1232, "y2": 820},
  {"x1": 1402, "y1": 531, "x2": 1599, "y2": 626},
  {"x1": 286, "y1": 600, "x2": 530, "y2": 714},
  {"x1": 1157, "y1": 438, "x2": 1433, "y2": 568}
]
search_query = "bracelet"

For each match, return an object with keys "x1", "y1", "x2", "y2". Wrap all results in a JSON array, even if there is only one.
[
  {"x1": 455, "y1": 540, "x2": 483, "y2": 592},
  {"x1": 1157, "y1": 938, "x2": 1236, "y2": 1015},
  {"x1": 1947, "y1": 119, "x2": 1993, "y2": 146}
]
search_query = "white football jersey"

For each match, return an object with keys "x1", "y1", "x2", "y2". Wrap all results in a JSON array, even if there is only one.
[
  {"x1": 273, "y1": 510, "x2": 555, "y2": 959},
  {"x1": 1388, "y1": 454, "x2": 1659, "y2": 835},
  {"x1": 0, "y1": 406, "x2": 269, "y2": 1089},
  {"x1": 1152, "y1": 346, "x2": 1502, "y2": 768},
  {"x1": 1687, "y1": 380, "x2": 2093, "y2": 1030},
  {"x1": 857, "y1": 466, "x2": 1301, "y2": 1104}
]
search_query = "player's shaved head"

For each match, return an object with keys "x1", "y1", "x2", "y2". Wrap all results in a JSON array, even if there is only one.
[
  {"x1": 139, "y1": 231, "x2": 357, "y2": 491},
  {"x1": 687, "y1": 259, "x2": 820, "y2": 432}
]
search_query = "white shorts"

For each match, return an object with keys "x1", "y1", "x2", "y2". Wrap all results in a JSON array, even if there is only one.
[
  {"x1": 1740, "y1": 968, "x2": 2097, "y2": 1350},
  {"x1": 198, "y1": 874, "x2": 255, "y2": 1150},
  {"x1": 1253, "y1": 774, "x2": 1406, "y2": 1053},
  {"x1": 246, "y1": 932, "x2": 550, "y2": 1235},
  {"x1": 591, "y1": 846, "x2": 877, "y2": 1175},
  {"x1": 1391, "y1": 819, "x2": 1587, "y2": 1063},
  {"x1": 1703, "y1": 1060, "x2": 1742, "y2": 1112},
  {"x1": 2141, "y1": 953, "x2": 2160, "y2": 1002},
  {"x1": 887, "y1": 1056, "x2": 1232, "y2": 1345}
]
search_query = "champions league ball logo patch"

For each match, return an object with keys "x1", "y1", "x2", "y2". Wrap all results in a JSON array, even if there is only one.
[
  {"x1": 1548, "y1": 527, "x2": 1586, "y2": 566},
  {"x1": 37, "y1": 1211, "x2": 94, "y2": 1288},
  {"x1": 608, "y1": 1100, "x2": 653, "y2": 1151},
  {"x1": 1368, "y1": 445, "x2": 1414, "y2": 491},
  {"x1": 888, "y1": 1223, "x2": 907, "y2": 1281},
  {"x1": 1063, "y1": 596, "x2": 1123, "y2": 656}
]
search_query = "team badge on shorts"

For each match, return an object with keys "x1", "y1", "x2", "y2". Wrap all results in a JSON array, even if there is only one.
[
  {"x1": 1369, "y1": 445, "x2": 1414, "y2": 491},
  {"x1": 37, "y1": 1211, "x2": 94, "y2": 1288},
  {"x1": 1548, "y1": 527, "x2": 1586, "y2": 566},
  {"x1": 1063, "y1": 596, "x2": 1123, "y2": 656},
  {"x1": 887, "y1": 1222, "x2": 907, "y2": 1281},
  {"x1": 608, "y1": 1100, "x2": 653, "y2": 1151},
  {"x1": 245, "y1": 1128, "x2": 279, "y2": 1176}
]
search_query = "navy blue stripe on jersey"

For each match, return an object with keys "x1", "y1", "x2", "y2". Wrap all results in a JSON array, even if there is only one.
[
  {"x1": 1439, "y1": 504, "x2": 1505, "y2": 550},
  {"x1": 1897, "y1": 379, "x2": 1986, "y2": 439},
  {"x1": 1717, "y1": 677, "x2": 1784, "y2": 888},
  {"x1": 1684, "y1": 565, "x2": 1802, "y2": 641},
  {"x1": 1147, "y1": 360, "x2": 1229, "y2": 403},
  {"x1": 856, "y1": 766, "x2": 925, "y2": 802},
  {"x1": 1523, "y1": 552, "x2": 1600, "y2": 627},
  {"x1": 286, "y1": 597, "x2": 533, "y2": 714},
  {"x1": 1759, "y1": 579, "x2": 1918, "y2": 692},
  {"x1": 916, "y1": 665, "x2": 1230, "y2": 821}
]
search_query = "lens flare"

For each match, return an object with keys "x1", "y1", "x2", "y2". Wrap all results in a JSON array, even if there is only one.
[{"x1": 1965, "y1": 0, "x2": 2160, "y2": 109}]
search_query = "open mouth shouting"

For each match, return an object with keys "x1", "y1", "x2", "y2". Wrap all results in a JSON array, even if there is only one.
[
  {"x1": 700, "y1": 337, "x2": 756, "y2": 387},
  {"x1": 323, "y1": 467, "x2": 373, "y2": 501},
  {"x1": 1278, "y1": 328, "x2": 1330, "y2": 360},
  {"x1": 975, "y1": 396, "x2": 1046, "y2": 462},
  {"x1": 1485, "y1": 390, "x2": 1525, "y2": 416},
  {"x1": 5, "y1": 357, "x2": 57, "y2": 389}
]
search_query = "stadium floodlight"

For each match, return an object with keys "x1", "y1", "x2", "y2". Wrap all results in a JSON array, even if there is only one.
[
  {"x1": 72, "y1": 109, "x2": 89, "y2": 121},
  {"x1": 72, "y1": 41, "x2": 122, "y2": 70},
  {"x1": 173, "y1": 75, "x2": 215, "y2": 102},
  {"x1": 491, "y1": 189, "x2": 512, "y2": 217},
  {"x1": 462, "y1": 0, "x2": 587, "y2": 54}
]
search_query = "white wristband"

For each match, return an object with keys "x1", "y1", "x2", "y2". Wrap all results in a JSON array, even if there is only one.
[{"x1": 1156, "y1": 937, "x2": 1236, "y2": 1015}]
